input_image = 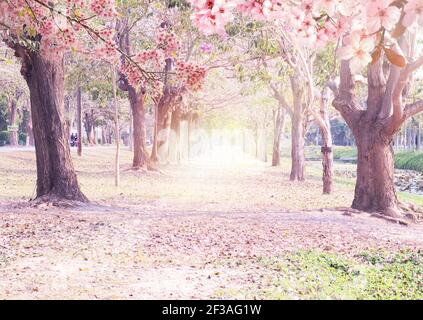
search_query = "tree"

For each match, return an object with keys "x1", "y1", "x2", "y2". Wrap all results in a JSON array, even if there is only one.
[
  {"x1": 115, "y1": 11, "x2": 151, "y2": 170},
  {"x1": 190, "y1": 0, "x2": 423, "y2": 218},
  {"x1": 0, "y1": 1, "x2": 121, "y2": 202}
]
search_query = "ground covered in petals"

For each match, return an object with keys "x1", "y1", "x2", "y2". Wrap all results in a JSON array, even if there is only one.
[{"x1": 0, "y1": 147, "x2": 422, "y2": 299}]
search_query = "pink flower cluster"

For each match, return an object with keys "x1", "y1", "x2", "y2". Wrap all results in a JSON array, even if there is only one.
[
  {"x1": 135, "y1": 49, "x2": 166, "y2": 70},
  {"x1": 1, "y1": 0, "x2": 117, "y2": 60},
  {"x1": 90, "y1": 0, "x2": 116, "y2": 18},
  {"x1": 190, "y1": 0, "x2": 423, "y2": 73},
  {"x1": 176, "y1": 60, "x2": 207, "y2": 91},
  {"x1": 155, "y1": 29, "x2": 180, "y2": 57},
  {"x1": 237, "y1": 0, "x2": 284, "y2": 21},
  {"x1": 95, "y1": 39, "x2": 119, "y2": 64},
  {"x1": 189, "y1": 0, "x2": 237, "y2": 35},
  {"x1": 121, "y1": 26, "x2": 207, "y2": 93}
]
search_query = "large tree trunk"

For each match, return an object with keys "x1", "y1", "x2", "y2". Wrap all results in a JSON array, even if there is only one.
[
  {"x1": 333, "y1": 61, "x2": 402, "y2": 217},
  {"x1": 352, "y1": 123, "x2": 399, "y2": 217},
  {"x1": 128, "y1": 88, "x2": 149, "y2": 169},
  {"x1": 20, "y1": 51, "x2": 87, "y2": 202},
  {"x1": 272, "y1": 106, "x2": 286, "y2": 166}
]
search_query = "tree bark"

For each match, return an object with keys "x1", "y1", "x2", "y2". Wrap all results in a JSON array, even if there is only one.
[
  {"x1": 169, "y1": 106, "x2": 182, "y2": 164},
  {"x1": 352, "y1": 122, "x2": 399, "y2": 216},
  {"x1": 84, "y1": 109, "x2": 96, "y2": 145},
  {"x1": 76, "y1": 86, "x2": 82, "y2": 156},
  {"x1": 319, "y1": 90, "x2": 334, "y2": 194},
  {"x1": 320, "y1": 129, "x2": 333, "y2": 194},
  {"x1": 151, "y1": 101, "x2": 172, "y2": 165},
  {"x1": 19, "y1": 51, "x2": 87, "y2": 202},
  {"x1": 290, "y1": 111, "x2": 305, "y2": 181},
  {"x1": 289, "y1": 75, "x2": 306, "y2": 181},
  {"x1": 27, "y1": 103, "x2": 34, "y2": 146},
  {"x1": 333, "y1": 60, "x2": 402, "y2": 217},
  {"x1": 272, "y1": 106, "x2": 286, "y2": 166},
  {"x1": 64, "y1": 95, "x2": 71, "y2": 143},
  {"x1": 128, "y1": 87, "x2": 149, "y2": 169},
  {"x1": 111, "y1": 66, "x2": 120, "y2": 187},
  {"x1": 128, "y1": 105, "x2": 133, "y2": 151},
  {"x1": 8, "y1": 99, "x2": 18, "y2": 146}
]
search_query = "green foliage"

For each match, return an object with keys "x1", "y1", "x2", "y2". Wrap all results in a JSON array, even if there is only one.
[
  {"x1": 395, "y1": 152, "x2": 423, "y2": 173},
  {"x1": 313, "y1": 44, "x2": 337, "y2": 87},
  {"x1": 224, "y1": 250, "x2": 423, "y2": 299},
  {"x1": 0, "y1": 131, "x2": 10, "y2": 144}
]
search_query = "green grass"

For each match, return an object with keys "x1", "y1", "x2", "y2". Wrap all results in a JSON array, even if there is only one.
[
  {"x1": 305, "y1": 146, "x2": 357, "y2": 160},
  {"x1": 216, "y1": 250, "x2": 423, "y2": 299},
  {"x1": 398, "y1": 192, "x2": 423, "y2": 206},
  {"x1": 306, "y1": 146, "x2": 423, "y2": 173},
  {"x1": 395, "y1": 152, "x2": 423, "y2": 173}
]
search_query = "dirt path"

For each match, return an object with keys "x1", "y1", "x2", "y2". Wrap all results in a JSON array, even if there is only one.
[{"x1": 0, "y1": 151, "x2": 422, "y2": 299}]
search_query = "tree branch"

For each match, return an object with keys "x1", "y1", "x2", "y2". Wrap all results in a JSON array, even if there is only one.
[
  {"x1": 386, "y1": 53, "x2": 423, "y2": 134},
  {"x1": 404, "y1": 100, "x2": 423, "y2": 119},
  {"x1": 269, "y1": 82, "x2": 293, "y2": 117},
  {"x1": 332, "y1": 60, "x2": 362, "y2": 125}
]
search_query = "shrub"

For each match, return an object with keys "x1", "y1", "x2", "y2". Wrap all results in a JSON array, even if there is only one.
[{"x1": 0, "y1": 131, "x2": 10, "y2": 145}]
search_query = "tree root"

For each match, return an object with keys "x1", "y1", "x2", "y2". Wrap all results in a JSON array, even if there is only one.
[
  {"x1": 370, "y1": 203, "x2": 423, "y2": 225},
  {"x1": 30, "y1": 193, "x2": 88, "y2": 209},
  {"x1": 370, "y1": 213, "x2": 410, "y2": 225}
]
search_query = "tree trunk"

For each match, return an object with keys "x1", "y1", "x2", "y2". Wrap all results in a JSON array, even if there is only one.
[
  {"x1": 20, "y1": 51, "x2": 87, "y2": 202},
  {"x1": 27, "y1": 104, "x2": 34, "y2": 146},
  {"x1": 64, "y1": 96, "x2": 71, "y2": 143},
  {"x1": 290, "y1": 108, "x2": 305, "y2": 181},
  {"x1": 321, "y1": 129, "x2": 333, "y2": 194},
  {"x1": 169, "y1": 107, "x2": 182, "y2": 164},
  {"x1": 128, "y1": 88, "x2": 149, "y2": 169},
  {"x1": 319, "y1": 90, "x2": 334, "y2": 194},
  {"x1": 290, "y1": 75, "x2": 305, "y2": 181},
  {"x1": 8, "y1": 99, "x2": 18, "y2": 146},
  {"x1": 151, "y1": 105, "x2": 172, "y2": 165},
  {"x1": 129, "y1": 105, "x2": 133, "y2": 151},
  {"x1": 272, "y1": 106, "x2": 286, "y2": 166},
  {"x1": 75, "y1": 88, "x2": 84, "y2": 152},
  {"x1": 352, "y1": 122, "x2": 399, "y2": 217},
  {"x1": 111, "y1": 66, "x2": 120, "y2": 187},
  {"x1": 76, "y1": 86, "x2": 83, "y2": 156},
  {"x1": 84, "y1": 109, "x2": 95, "y2": 145}
]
